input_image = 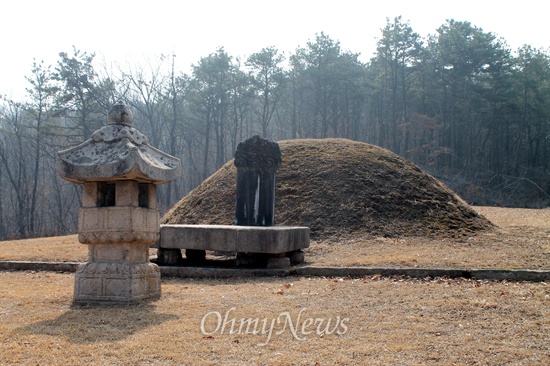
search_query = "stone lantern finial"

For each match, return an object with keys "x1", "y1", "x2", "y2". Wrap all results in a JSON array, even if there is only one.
[{"x1": 107, "y1": 100, "x2": 133, "y2": 126}]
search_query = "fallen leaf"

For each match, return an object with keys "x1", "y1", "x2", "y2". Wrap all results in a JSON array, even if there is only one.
[{"x1": 371, "y1": 274, "x2": 382, "y2": 281}]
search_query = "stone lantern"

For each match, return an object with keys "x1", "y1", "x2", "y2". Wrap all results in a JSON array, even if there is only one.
[{"x1": 56, "y1": 101, "x2": 181, "y2": 305}]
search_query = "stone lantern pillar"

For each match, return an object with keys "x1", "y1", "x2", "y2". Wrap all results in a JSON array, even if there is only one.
[{"x1": 56, "y1": 101, "x2": 181, "y2": 305}]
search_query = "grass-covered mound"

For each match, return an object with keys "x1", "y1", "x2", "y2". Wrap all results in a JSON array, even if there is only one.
[{"x1": 162, "y1": 139, "x2": 493, "y2": 238}]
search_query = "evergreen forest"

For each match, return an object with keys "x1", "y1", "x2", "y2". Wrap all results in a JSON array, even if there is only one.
[{"x1": 1, "y1": 17, "x2": 549, "y2": 240}]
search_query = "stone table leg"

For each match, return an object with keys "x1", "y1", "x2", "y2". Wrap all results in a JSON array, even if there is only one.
[{"x1": 156, "y1": 248, "x2": 183, "y2": 266}]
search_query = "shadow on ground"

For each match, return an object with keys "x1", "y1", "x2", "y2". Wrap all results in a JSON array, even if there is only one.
[{"x1": 14, "y1": 304, "x2": 178, "y2": 343}]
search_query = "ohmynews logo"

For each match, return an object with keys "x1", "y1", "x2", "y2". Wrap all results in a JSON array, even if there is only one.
[{"x1": 200, "y1": 307, "x2": 349, "y2": 346}]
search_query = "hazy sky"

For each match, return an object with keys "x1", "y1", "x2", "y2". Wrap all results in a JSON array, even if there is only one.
[{"x1": 1, "y1": 0, "x2": 549, "y2": 99}]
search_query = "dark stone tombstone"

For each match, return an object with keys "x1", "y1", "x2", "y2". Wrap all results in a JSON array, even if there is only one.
[
  {"x1": 234, "y1": 135, "x2": 282, "y2": 226},
  {"x1": 155, "y1": 134, "x2": 307, "y2": 269}
]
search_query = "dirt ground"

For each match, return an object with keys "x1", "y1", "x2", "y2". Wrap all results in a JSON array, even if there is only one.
[{"x1": 1, "y1": 206, "x2": 548, "y2": 270}]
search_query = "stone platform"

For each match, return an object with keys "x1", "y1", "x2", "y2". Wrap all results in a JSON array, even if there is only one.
[{"x1": 155, "y1": 224, "x2": 310, "y2": 268}]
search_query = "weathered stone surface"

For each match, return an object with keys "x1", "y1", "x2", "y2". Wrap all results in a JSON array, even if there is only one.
[
  {"x1": 235, "y1": 169, "x2": 277, "y2": 226},
  {"x1": 107, "y1": 100, "x2": 134, "y2": 126},
  {"x1": 159, "y1": 224, "x2": 310, "y2": 254},
  {"x1": 3, "y1": 261, "x2": 550, "y2": 282},
  {"x1": 160, "y1": 265, "x2": 289, "y2": 278},
  {"x1": 288, "y1": 250, "x2": 305, "y2": 265},
  {"x1": 56, "y1": 102, "x2": 181, "y2": 184},
  {"x1": 56, "y1": 137, "x2": 181, "y2": 184},
  {"x1": 235, "y1": 252, "x2": 268, "y2": 267},
  {"x1": 78, "y1": 207, "x2": 159, "y2": 245},
  {"x1": 234, "y1": 135, "x2": 281, "y2": 226},
  {"x1": 56, "y1": 101, "x2": 181, "y2": 305},
  {"x1": 73, "y1": 262, "x2": 160, "y2": 305},
  {"x1": 234, "y1": 135, "x2": 282, "y2": 170},
  {"x1": 88, "y1": 243, "x2": 150, "y2": 263},
  {"x1": 266, "y1": 255, "x2": 291, "y2": 269}
]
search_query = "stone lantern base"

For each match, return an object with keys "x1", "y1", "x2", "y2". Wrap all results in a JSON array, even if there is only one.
[
  {"x1": 73, "y1": 205, "x2": 162, "y2": 305},
  {"x1": 73, "y1": 260, "x2": 160, "y2": 306}
]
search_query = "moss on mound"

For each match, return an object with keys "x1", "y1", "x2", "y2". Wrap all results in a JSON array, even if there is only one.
[{"x1": 162, "y1": 139, "x2": 493, "y2": 238}]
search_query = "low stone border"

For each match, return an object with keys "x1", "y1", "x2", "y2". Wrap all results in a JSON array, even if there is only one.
[
  {"x1": 1, "y1": 261, "x2": 549, "y2": 282},
  {"x1": 161, "y1": 266, "x2": 289, "y2": 278},
  {"x1": 292, "y1": 266, "x2": 550, "y2": 282},
  {"x1": 0, "y1": 261, "x2": 80, "y2": 272}
]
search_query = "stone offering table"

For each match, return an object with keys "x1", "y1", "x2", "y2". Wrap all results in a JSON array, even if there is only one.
[
  {"x1": 157, "y1": 224, "x2": 309, "y2": 267},
  {"x1": 56, "y1": 101, "x2": 181, "y2": 305},
  {"x1": 156, "y1": 135, "x2": 309, "y2": 268}
]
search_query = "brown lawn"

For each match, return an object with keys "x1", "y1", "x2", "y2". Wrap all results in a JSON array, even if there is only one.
[
  {"x1": 0, "y1": 272, "x2": 548, "y2": 365},
  {"x1": 0, "y1": 206, "x2": 549, "y2": 365},
  {"x1": 309, "y1": 206, "x2": 550, "y2": 270},
  {"x1": 1, "y1": 206, "x2": 549, "y2": 270}
]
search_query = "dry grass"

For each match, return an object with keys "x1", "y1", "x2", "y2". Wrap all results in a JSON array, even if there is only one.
[
  {"x1": 0, "y1": 235, "x2": 85, "y2": 262},
  {"x1": 0, "y1": 235, "x2": 152, "y2": 263},
  {"x1": 162, "y1": 139, "x2": 492, "y2": 238},
  {"x1": 0, "y1": 271, "x2": 548, "y2": 365},
  {"x1": 0, "y1": 206, "x2": 549, "y2": 364},
  {"x1": 1, "y1": 207, "x2": 548, "y2": 270},
  {"x1": 308, "y1": 207, "x2": 550, "y2": 270},
  {"x1": 1, "y1": 139, "x2": 548, "y2": 364}
]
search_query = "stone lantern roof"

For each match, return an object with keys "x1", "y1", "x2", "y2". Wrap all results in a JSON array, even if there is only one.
[{"x1": 56, "y1": 101, "x2": 181, "y2": 184}]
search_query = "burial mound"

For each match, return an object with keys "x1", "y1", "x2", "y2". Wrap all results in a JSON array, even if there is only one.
[{"x1": 162, "y1": 139, "x2": 493, "y2": 238}]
